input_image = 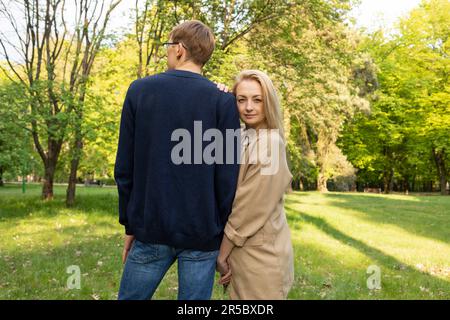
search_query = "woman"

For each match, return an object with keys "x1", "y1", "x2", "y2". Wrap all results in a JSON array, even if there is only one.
[{"x1": 216, "y1": 70, "x2": 294, "y2": 300}]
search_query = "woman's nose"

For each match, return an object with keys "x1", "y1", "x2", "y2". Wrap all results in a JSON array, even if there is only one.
[{"x1": 245, "y1": 102, "x2": 254, "y2": 112}]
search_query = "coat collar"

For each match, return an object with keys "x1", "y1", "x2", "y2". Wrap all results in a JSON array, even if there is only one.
[{"x1": 164, "y1": 69, "x2": 207, "y2": 80}]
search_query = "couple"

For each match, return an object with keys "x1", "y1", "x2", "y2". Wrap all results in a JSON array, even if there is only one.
[{"x1": 114, "y1": 20, "x2": 294, "y2": 300}]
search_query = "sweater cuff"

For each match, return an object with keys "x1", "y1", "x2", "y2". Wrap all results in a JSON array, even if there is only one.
[
  {"x1": 124, "y1": 225, "x2": 133, "y2": 236},
  {"x1": 224, "y1": 223, "x2": 247, "y2": 247}
]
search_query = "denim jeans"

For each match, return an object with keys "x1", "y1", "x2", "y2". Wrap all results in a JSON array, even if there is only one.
[{"x1": 118, "y1": 240, "x2": 219, "y2": 300}]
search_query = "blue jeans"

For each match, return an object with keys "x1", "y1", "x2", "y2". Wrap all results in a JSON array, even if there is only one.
[{"x1": 118, "y1": 240, "x2": 219, "y2": 300}]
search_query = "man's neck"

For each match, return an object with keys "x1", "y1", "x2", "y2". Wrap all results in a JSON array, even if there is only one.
[{"x1": 174, "y1": 61, "x2": 202, "y2": 74}]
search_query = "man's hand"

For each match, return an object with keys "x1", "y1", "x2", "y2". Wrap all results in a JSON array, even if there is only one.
[{"x1": 122, "y1": 234, "x2": 135, "y2": 264}]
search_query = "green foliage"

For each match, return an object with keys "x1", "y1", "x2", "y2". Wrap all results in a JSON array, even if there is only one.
[
  {"x1": 0, "y1": 77, "x2": 40, "y2": 180},
  {"x1": 340, "y1": 0, "x2": 450, "y2": 192},
  {"x1": 1, "y1": 0, "x2": 448, "y2": 195},
  {"x1": 245, "y1": 1, "x2": 371, "y2": 190}
]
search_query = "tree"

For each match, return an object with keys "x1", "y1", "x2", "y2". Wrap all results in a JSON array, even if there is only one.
[
  {"x1": 65, "y1": 0, "x2": 123, "y2": 206},
  {"x1": 247, "y1": 0, "x2": 373, "y2": 192},
  {"x1": 130, "y1": 0, "x2": 292, "y2": 78},
  {"x1": 340, "y1": 0, "x2": 450, "y2": 194},
  {"x1": 0, "y1": 74, "x2": 39, "y2": 186},
  {"x1": 0, "y1": 0, "x2": 122, "y2": 202}
]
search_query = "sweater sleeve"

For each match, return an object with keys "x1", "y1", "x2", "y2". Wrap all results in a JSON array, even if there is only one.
[
  {"x1": 114, "y1": 82, "x2": 137, "y2": 235},
  {"x1": 224, "y1": 133, "x2": 292, "y2": 247},
  {"x1": 215, "y1": 94, "x2": 241, "y2": 226}
]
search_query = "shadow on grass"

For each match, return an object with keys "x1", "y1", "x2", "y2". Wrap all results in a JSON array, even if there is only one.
[
  {"x1": 0, "y1": 190, "x2": 118, "y2": 220},
  {"x1": 0, "y1": 233, "x2": 221, "y2": 300},
  {"x1": 318, "y1": 193, "x2": 450, "y2": 244},
  {"x1": 285, "y1": 202, "x2": 450, "y2": 291},
  {"x1": 0, "y1": 235, "x2": 125, "y2": 300}
]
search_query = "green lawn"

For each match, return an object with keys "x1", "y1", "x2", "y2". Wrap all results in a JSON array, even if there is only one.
[{"x1": 0, "y1": 183, "x2": 449, "y2": 299}]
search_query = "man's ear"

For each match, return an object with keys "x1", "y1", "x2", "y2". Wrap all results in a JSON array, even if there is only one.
[{"x1": 176, "y1": 43, "x2": 184, "y2": 59}]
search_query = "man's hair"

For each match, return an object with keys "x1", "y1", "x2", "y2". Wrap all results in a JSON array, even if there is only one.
[{"x1": 169, "y1": 20, "x2": 215, "y2": 66}]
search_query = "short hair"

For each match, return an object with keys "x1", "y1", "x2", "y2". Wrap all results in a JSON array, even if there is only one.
[{"x1": 169, "y1": 20, "x2": 215, "y2": 66}]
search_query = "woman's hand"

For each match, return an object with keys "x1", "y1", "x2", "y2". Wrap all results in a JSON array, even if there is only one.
[
  {"x1": 217, "y1": 256, "x2": 232, "y2": 292},
  {"x1": 216, "y1": 82, "x2": 230, "y2": 93},
  {"x1": 219, "y1": 267, "x2": 232, "y2": 285},
  {"x1": 216, "y1": 256, "x2": 230, "y2": 275},
  {"x1": 217, "y1": 234, "x2": 234, "y2": 289}
]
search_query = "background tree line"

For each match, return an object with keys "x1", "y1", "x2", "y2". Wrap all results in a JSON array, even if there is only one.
[{"x1": 0, "y1": 0, "x2": 449, "y2": 206}]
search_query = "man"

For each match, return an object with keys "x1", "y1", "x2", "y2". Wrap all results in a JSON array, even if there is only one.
[{"x1": 114, "y1": 20, "x2": 240, "y2": 300}]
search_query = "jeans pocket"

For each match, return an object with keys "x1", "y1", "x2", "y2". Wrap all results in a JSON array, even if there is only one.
[{"x1": 129, "y1": 240, "x2": 159, "y2": 264}]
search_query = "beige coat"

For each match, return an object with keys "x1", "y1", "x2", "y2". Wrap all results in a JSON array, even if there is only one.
[{"x1": 224, "y1": 126, "x2": 294, "y2": 300}]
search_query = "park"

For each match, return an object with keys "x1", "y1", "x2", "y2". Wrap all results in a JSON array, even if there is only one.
[{"x1": 0, "y1": 0, "x2": 449, "y2": 300}]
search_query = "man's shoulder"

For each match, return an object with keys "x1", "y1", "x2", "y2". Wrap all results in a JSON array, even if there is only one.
[
  {"x1": 217, "y1": 91, "x2": 236, "y2": 105},
  {"x1": 131, "y1": 72, "x2": 219, "y2": 89},
  {"x1": 130, "y1": 73, "x2": 165, "y2": 88},
  {"x1": 127, "y1": 73, "x2": 236, "y2": 105}
]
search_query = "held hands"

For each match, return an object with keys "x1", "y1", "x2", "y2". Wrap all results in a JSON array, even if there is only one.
[
  {"x1": 217, "y1": 234, "x2": 235, "y2": 291},
  {"x1": 122, "y1": 234, "x2": 135, "y2": 264},
  {"x1": 216, "y1": 256, "x2": 232, "y2": 287}
]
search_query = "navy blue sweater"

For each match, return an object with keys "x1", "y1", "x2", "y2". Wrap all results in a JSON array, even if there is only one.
[{"x1": 114, "y1": 69, "x2": 241, "y2": 251}]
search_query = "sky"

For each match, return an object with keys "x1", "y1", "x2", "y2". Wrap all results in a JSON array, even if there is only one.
[
  {"x1": 110, "y1": 0, "x2": 424, "y2": 34},
  {"x1": 0, "y1": 0, "x2": 424, "y2": 62},
  {"x1": 348, "y1": 0, "x2": 422, "y2": 32}
]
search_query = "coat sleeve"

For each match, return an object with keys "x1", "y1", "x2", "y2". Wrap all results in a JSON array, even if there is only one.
[
  {"x1": 114, "y1": 82, "x2": 137, "y2": 236},
  {"x1": 224, "y1": 132, "x2": 292, "y2": 247}
]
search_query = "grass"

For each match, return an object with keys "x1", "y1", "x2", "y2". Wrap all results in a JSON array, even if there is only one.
[{"x1": 0, "y1": 183, "x2": 449, "y2": 300}]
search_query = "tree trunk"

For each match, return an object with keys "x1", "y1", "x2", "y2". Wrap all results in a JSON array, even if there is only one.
[
  {"x1": 439, "y1": 175, "x2": 447, "y2": 195},
  {"x1": 42, "y1": 163, "x2": 56, "y2": 200},
  {"x1": 0, "y1": 166, "x2": 4, "y2": 186},
  {"x1": 383, "y1": 168, "x2": 393, "y2": 194},
  {"x1": 66, "y1": 139, "x2": 83, "y2": 206},
  {"x1": 66, "y1": 101, "x2": 86, "y2": 207},
  {"x1": 403, "y1": 178, "x2": 409, "y2": 195},
  {"x1": 66, "y1": 98, "x2": 86, "y2": 207},
  {"x1": 317, "y1": 171, "x2": 328, "y2": 192},
  {"x1": 432, "y1": 148, "x2": 448, "y2": 195},
  {"x1": 41, "y1": 139, "x2": 62, "y2": 201}
]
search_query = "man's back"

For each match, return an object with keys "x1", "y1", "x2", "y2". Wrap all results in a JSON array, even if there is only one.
[{"x1": 114, "y1": 69, "x2": 241, "y2": 251}]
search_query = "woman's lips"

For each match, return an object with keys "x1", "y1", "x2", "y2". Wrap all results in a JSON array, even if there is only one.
[{"x1": 244, "y1": 114, "x2": 257, "y2": 119}]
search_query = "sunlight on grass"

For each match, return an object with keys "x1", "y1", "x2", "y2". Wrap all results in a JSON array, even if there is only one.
[{"x1": 287, "y1": 195, "x2": 450, "y2": 279}]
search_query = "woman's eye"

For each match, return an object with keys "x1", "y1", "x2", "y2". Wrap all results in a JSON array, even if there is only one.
[
  {"x1": 238, "y1": 99, "x2": 245, "y2": 103},
  {"x1": 254, "y1": 99, "x2": 261, "y2": 103}
]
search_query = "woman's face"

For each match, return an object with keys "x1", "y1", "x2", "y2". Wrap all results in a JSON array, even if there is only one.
[{"x1": 235, "y1": 79, "x2": 266, "y2": 129}]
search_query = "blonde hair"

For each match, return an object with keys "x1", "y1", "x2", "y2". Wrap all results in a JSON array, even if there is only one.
[{"x1": 232, "y1": 70, "x2": 285, "y2": 140}]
